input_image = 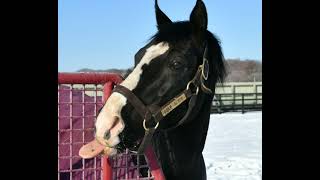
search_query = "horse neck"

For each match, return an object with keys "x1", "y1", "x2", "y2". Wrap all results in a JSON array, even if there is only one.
[{"x1": 152, "y1": 93, "x2": 213, "y2": 177}]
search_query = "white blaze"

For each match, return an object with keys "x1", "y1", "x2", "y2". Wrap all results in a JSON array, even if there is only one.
[{"x1": 95, "y1": 42, "x2": 169, "y2": 149}]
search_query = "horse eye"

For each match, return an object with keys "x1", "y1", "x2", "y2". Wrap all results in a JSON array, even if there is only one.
[{"x1": 171, "y1": 60, "x2": 183, "y2": 70}]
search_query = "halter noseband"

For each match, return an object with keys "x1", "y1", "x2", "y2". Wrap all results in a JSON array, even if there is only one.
[{"x1": 112, "y1": 44, "x2": 212, "y2": 154}]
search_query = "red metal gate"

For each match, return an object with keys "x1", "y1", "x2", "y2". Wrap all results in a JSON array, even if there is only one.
[{"x1": 58, "y1": 73, "x2": 165, "y2": 180}]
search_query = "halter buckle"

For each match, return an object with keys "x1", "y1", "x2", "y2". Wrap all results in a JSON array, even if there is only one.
[
  {"x1": 143, "y1": 119, "x2": 159, "y2": 131},
  {"x1": 186, "y1": 81, "x2": 199, "y2": 95}
]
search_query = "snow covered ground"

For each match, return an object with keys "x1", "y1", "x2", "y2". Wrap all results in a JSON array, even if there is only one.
[{"x1": 203, "y1": 111, "x2": 262, "y2": 180}]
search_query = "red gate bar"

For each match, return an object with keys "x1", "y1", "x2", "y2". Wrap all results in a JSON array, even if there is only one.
[
  {"x1": 58, "y1": 72, "x2": 123, "y2": 85},
  {"x1": 102, "y1": 81, "x2": 114, "y2": 180},
  {"x1": 144, "y1": 145, "x2": 166, "y2": 180}
]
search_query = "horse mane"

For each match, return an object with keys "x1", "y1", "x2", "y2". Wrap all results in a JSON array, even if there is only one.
[
  {"x1": 150, "y1": 21, "x2": 227, "y2": 84},
  {"x1": 205, "y1": 30, "x2": 227, "y2": 84}
]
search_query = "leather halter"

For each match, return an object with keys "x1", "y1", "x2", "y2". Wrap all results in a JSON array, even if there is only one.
[{"x1": 112, "y1": 44, "x2": 212, "y2": 154}]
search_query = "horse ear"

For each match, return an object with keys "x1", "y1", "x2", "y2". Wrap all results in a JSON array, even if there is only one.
[
  {"x1": 155, "y1": 0, "x2": 172, "y2": 29},
  {"x1": 189, "y1": 0, "x2": 208, "y2": 31}
]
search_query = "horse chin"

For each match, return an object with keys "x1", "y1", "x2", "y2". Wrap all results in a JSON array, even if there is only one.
[
  {"x1": 102, "y1": 147, "x2": 118, "y2": 157},
  {"x1": 115, "y1": 127, "x2": 142, "y2": 153}
]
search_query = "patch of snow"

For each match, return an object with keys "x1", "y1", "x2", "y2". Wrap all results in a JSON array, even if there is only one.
[{"x1": 203, "y1": 112, "x2": 262, "y2": 180}]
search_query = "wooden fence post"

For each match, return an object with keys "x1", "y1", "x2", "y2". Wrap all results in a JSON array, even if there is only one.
[{"x1": 241, "y1": 94, "x2": 245, "y2": 114}]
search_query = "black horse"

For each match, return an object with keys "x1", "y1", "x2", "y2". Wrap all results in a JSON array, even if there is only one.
[{"x1": 94, "y1": 0, "x2": 226, "y2": 179}]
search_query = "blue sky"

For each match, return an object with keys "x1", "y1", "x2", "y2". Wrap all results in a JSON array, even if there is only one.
[{"x1": 58, "y1": 0, "x2": 261, "y2": 72}]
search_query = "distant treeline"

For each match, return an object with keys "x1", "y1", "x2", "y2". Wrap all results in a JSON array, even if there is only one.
[
  {"x1": 224, "y1": 59, "x2": 262, "y2": 82},
  {"x1": 77, "y1": 59, "x2": 262, "y2": 82}
]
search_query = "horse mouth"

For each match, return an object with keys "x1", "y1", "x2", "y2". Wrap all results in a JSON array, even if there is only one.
[
  {"x1": 79, "y1": 127, "x2": 142, "y2": 159},
  {"x1": 79, "y1": 119, "x2": 125, "y2": 159},
  {"x1": 79, "y1": 139, "x2": 117, "y2": 159}
]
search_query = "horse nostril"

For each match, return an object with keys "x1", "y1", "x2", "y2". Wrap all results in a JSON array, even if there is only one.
[{"x1": 103, "y1": 116, "x2": 121, "y2": 140}]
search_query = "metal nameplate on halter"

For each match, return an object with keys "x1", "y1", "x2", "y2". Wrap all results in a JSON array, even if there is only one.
[{"x1": 161, "y1": 93, "x2": 187, "y2": 116}]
